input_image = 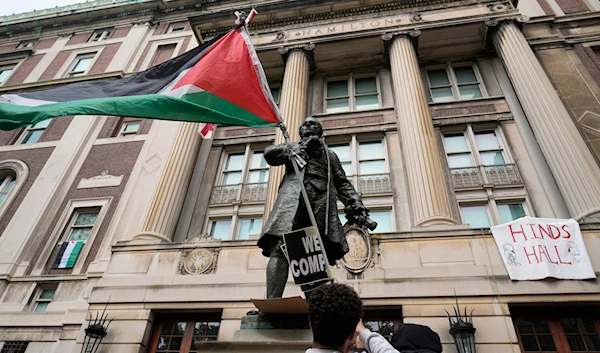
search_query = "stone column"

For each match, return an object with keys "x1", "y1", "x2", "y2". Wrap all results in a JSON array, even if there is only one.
[
  {"x1": 136, "y1": 122, "x2": 202, "y2": 242},
  {"x1": 490, "y1": 18, "x2": 600, "y2": 220},
  {"x1": 263, "y1": 44, "x2": 313, "y2": 219},
  {"x1": 382, "y1": 31, "x2": 456, "y2": 226}
]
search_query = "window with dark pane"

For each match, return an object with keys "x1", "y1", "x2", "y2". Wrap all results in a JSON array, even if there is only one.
[
  {"x1": 364, "y1": 320, "x2": 395, "y2": 342},
  {"x1": 561, "y1": 318, "x2": 600, "y2": 352},
  {"x1": 149, "y1": 315, "x2": 221, "y2": 353},
  {"x1": 0, "y1": 342, "x2": 29, "y2": 353},
  {"x1": 67, "y1": 209, "x2": 100, "y2": 242},
  {"x1": 189, "y1": 320, "x2": 221, "y2": 352},
  {"x1": 514, "y1": 318, "x2": 557, "y2": 352}
]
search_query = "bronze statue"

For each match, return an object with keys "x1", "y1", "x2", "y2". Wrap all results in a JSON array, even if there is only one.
[{"x1": 258, "y1": 117, "x2": 374, "y2": 298}]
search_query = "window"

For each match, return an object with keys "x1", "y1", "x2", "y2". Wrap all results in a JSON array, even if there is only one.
[
  {"x1": 32, "y1": 286, "x2": 56, "y2": 312},
  {"x1": 208, "y1": 217, "x2": 262, "y2": 241},
  {"x1": 327, "y1": 136, "x2": 391, "y2": 195},
  {"x1": 271, "y1": 86, "x2": 281, "y2": 105},
  {"x1": 66, "y1": 53, "x2": 95, "y2": 77},
  {"x1": 513, "y1": 307, "x2": 600, "y2": 353},
  {"x1": 0, "y1": 342, "x2": 29, "y2": 353},
  {"x1": 209, "y1": 219, "x2": 231, "y2": 241},
  {"x1": 460, "y1": 202, "x2": 526, "y2": 228},
  {"x1": 461, "y1": 205, "x2": 491, "y2": 228},
  {"x1": 17, "y1": 119, "x2": 51, "y2": 144},
  {"x1": 52, "y1": 208, "x2": 100, "y2": 269},
  {"x1": 149, "y1": 315, "x2": 221, "y2": 353},
  {"x1": 89, "y1": 28, "x2": 112, "y2": 42},
  {"x1": 328, "y1": 139, "x2": 387, "y2": 177},
  {"x1": 427, "y1": 64, "x2": 485, "y2": 102},
  {"x1": 363, "y1": 308, "x2": 402, "y2": 343},
  {"x1": 443, "y1": 129, "x2": 506, "y2": 168},
  {"x1": 238, "y1": 218, "x2": 262, "y2": 240},
  {"x1": 168, "y1": 22, "x2": 187, "y2": 33},
  {"x1": 17, "y1": 40, "x2": 35, "y2": 48},
  {"x1": 0, "y1": 172, "x2": 16, "y2": 205},
  {"x1": 442, "y1": 125, "x2": 523, "y2": 190},
  {"x1": 498, "y1": 203, "x2": 526, "y2": 224},
  {"x1": 150, "y1": 43, "x2": 178, "y2": 67},
  {"x1": 0, "y1": 65, "x2": 15, "y2": 85},
  {"x1": 119, "y1": 120, "x2": 141, "y2": 136},
  {"x1": 325, "y1": 75, "x2": 380, "y2": 113},
  {"x1": 219, "y1": 149, "x2": 269, "y2": 186}
]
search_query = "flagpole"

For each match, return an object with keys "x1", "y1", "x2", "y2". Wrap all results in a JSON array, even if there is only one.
[{"x1": 239, "y1": 10, "x2": 333, "y2": 284}]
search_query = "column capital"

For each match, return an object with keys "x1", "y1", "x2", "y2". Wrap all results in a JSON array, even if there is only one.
[
  {"x1": 380, "y1": 30, "x2": 421, "y2": 64},
  {"x1": 485, "y1": 15, "x2": 529, "y2": 28},
  {"x1": 278, "y1": 42, "x2": 316, "y2": 70},
  {"x1": 380, "y1": 29, "x2": 421, "y2": 42}
]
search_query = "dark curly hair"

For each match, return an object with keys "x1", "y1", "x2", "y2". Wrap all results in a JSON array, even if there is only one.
[{"x1": 307, "y1": 283, "x2": 363, "y2": 347}]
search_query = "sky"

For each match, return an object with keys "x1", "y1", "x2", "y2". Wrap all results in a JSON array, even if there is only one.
[{"x1": 0, "y1": 0, "x2": 87, "y2": 17}]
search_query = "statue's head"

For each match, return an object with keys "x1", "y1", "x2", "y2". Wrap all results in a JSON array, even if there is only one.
[{"x1": 299, "y1": 117, "x2": 323, "y2": 139}]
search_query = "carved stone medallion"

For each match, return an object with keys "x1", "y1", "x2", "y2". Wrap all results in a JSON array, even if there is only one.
[
  {"x1": 180, "y1": 248, "x2": 218, "y2": 275},
  {"x1": 342, "y1": 226, "x2": 372, "y2": 274}
]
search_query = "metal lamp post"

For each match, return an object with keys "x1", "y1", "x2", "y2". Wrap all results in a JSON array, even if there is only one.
[
  {"x1": 81, "y1": 307, "x2": 112, "y2": 353},
  {"x1": 445, "y1": 297, "x2": 477, "y2": 353}
]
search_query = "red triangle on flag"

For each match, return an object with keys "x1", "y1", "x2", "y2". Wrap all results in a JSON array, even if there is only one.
[{"x1": 173, "y1": 30, "x2": 279, "y2": 125}]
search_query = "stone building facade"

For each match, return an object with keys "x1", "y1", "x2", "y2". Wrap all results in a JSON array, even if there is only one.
[{"x1": 0, "y1": 0, "x2": 599, "y2": 352}]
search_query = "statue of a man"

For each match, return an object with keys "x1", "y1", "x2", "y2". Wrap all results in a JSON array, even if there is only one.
[{"x1": 258, "y1": 117, "x2": 372, "y2": 298}]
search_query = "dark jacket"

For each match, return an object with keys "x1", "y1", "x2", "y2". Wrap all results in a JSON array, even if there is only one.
[
  {"x1": 257, "y1": 141, "x2": 362, "y2": 264},
  {"x1": 391, "y1": 324, "x2": 443, "y2": 353}
]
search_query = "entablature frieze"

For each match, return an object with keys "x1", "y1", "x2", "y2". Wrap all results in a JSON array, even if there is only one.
[{"x1": 194, "y1": 1, "x2": 519, "y2": 52}]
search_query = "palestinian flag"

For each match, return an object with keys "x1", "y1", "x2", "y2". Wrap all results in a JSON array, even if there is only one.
[
  {"x1": 0, "y1": 27, "x2": 281, "y2": 135},
  {"x1": 52, "y1": 240, "x2": 85, "y2": 269}
]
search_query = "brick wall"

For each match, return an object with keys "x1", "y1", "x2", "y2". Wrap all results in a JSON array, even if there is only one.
[
  {"x1": 178, "y1": 36, "x2": 191, "y2": 55},
  {"x1": 39, "y1": 50, "x2": 73, "y2": 81},
  {"x1": 97, "y1": 117, "x2": 153, "y2": 139},
  {"x1": 0, "y1": 43, "x2": 17, "y2": 53},
  {"x1": 35, "y1": 38, "x2": 57, "y2": 50},
  {"x1": 153, "y1": 22, "x2": 169, "y2": 36},
  {"x1": 66, "y1": 31, "x2": 93, "y2": 46},
  {"x1": 4, "y1": 54, "x2": 44, "y2": 85},
  {"x1": 39, "y1": 116, "x2": 74, "y2": 142},
  {"x1": 89, "y1": 43, "x2": 121, "y2": 75},
  {"x1": 536, "y1": 0, "x2": 555, "y2": 15},
  {"x1": 111, "y1": 26, "x2": 131, "y2": 39},
  {"x1": 134, "y1": 41, "x2": 153, "y2": 72},
  {"x1": 0, "y1": 129, "x2": 22, "y2": 146},
  {"x1": 0, "y1": 148, "x2": 55, "y2": 236},
  {"x1": 36, "y1": 141, "x2": 144, "y2": 275},
  {"x1": 574, "y1": 45, "x2": 600, "y2": 89},
  {"x1": 555, "y1": 0, "x2": 589, "y2": 13}
]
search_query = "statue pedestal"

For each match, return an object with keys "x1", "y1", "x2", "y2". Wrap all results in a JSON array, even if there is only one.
[{"x1": 195, "y1": 297, "x2": 312, "y2": 353}]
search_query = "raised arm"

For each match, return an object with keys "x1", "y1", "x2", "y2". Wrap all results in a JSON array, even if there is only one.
[{"x1": 264, "y1": 142, "x2": 300, "y2": 166}]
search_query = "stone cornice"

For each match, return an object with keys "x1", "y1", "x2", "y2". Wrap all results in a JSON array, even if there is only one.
[{"x1": 193, "y1": 0, "x2": 502, "y2": 38}]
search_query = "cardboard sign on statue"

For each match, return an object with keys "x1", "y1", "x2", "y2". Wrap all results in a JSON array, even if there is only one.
[{"x1": 282, "y1": 226, "x2": 334, "y2": 286}]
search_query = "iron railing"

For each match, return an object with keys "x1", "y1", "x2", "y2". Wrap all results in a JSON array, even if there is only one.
[{"x1": 450, "y1": 164, "x2": 523, "y2": 189}]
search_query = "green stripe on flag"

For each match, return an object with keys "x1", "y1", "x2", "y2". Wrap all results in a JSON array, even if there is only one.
[
  {"x1": 65, "y1": 241, "x2": 84, "y2": 268},
  {"x1": 0, "y1": 91, "x2": 277, "y2": 130}
]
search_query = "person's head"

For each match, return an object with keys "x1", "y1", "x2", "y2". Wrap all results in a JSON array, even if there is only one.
[
  {"x1": 299, "y1": 117, "x2": 323, "y2": 139},
  {"x1": 307, "y1": 283, "x2": 363, "y2": 351},
  {"x1": 390, "y1": 323, "x2": 443, "y2": 353}
]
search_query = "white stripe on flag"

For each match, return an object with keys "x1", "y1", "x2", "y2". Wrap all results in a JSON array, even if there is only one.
[{"x1": 59, "y1": 241, "x2": 77, "y2": 268}]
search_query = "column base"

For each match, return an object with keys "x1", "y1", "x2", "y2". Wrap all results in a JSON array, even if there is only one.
[
  {"x1": 128, "y1": 231, "x2": 172, "y2": 244},
  {"x1": 415, "y1": 216, "x2": 457, "y2": 227}
]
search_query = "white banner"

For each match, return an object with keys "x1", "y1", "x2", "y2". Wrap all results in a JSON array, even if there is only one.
[{"x1": 491, "y1": 217, "x2": 596, "y2": 280}]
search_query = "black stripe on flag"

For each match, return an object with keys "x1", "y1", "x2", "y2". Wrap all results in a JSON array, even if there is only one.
[
  {"x1": 53, "y1": 242, "x2": 68, "y2": 268},
  {"x1": 19, "y1": 33, "x2": 226, "y2": 103}
]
